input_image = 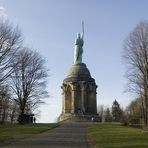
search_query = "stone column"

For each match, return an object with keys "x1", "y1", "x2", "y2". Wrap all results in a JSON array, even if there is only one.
[
  {"x1": 94, "y1": 85, "x2": 98, "y2": 114},
  {"x1": 71, "y1": 82, "x2": 76, "y2": 114},
  {"x1": 61, "y1": 85, "x2": 66, "y2": 114},
  {"x1": 91, "y1": 84, "x2": 97, "y2": 114},
  {"x1": 81, "y1": 82, "x2": 86, "y2": 114}
]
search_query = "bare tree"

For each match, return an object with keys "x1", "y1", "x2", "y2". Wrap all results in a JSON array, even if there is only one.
[
  {"x1": 97, "y1": 105, "x2": 105, "y2": 122},
  {"x1": 0, "y1": 85, "x2": 11, "y2": 123},
  {"x1": 127, "y1": 97, "x2": 143, "y2": 125},
  {"x1": 0, "y1": 19, "x2": 22, "y2": 84},
  {"x1": 123, "y1": 21, "x2": 148, "y2": 129},
  {"x1": 10, "y1": 48, "x2": 48, "y2": 123},
  {"x1": 0, "y1": 19, "x2": 22, "y2": 123},
  {"x1": 9, "y1": 99, "x2": 19, "y2": 123}
]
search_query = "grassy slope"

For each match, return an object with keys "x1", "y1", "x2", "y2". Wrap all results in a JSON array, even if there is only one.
[
  {"x1": 0, "y1": 123, "x2": 58, "y2": 145},
  {"x1": 87, "y1": 123, "x2": 148, "y2": 148}
]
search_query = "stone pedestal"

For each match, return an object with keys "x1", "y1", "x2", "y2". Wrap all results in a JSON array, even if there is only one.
[{"x1": 59, "y1": 63, "x2": 98, "y2": 122}]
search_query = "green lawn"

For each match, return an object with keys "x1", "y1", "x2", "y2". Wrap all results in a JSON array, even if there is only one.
[
  {"x1": 87, "y1": 123, "x2": 148, "y2": 148},
  {"x1": 0, "y1": 123, "x2": 58, "y2": 145}
]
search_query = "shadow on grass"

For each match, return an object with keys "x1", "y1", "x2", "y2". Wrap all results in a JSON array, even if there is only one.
[{"x1": 0, "y1": 123, "x2": 59, "y2": 146}]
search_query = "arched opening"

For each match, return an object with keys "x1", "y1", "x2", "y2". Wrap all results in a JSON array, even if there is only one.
[{"x1": 65, "y1": 85, "x2": 72, "y2": 113}]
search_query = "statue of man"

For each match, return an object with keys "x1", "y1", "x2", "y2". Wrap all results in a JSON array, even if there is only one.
[{"x1": 74, "y1": 33, "x2": 84, "y2": 64}]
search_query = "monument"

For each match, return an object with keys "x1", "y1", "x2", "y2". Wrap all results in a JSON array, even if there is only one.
[{"x1": 59, "y1": 26, "x2": 98, "y2": 122}]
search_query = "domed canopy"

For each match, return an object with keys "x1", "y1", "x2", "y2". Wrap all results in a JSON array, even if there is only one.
[
  {"x1": 64, "y1": 63, "x2": 95, "y2": 83},
  {"x1": 67, "y1": 63, "x2": 90, "y2": 77}
]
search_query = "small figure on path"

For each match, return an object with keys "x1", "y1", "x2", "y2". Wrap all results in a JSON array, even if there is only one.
[{"x1": 34, "y1": 117, "x2": 36, "y2": 123}]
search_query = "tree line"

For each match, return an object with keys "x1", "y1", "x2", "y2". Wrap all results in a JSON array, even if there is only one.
[
  {"x1": 0, "y1": 19, "x2": 48, "y2": 124},
  {"x1": 98, "y1": 20, "x2": 148, "y2": 131},
  {"x1": 98, "y1": 99, "x2": 143, "y2": 127},
  {"x1": 123, "y1": 21, "x2": 148, "y2": 130},
  {"x1": 98, "y1": 100, "x2": 123, "y2": 123}
]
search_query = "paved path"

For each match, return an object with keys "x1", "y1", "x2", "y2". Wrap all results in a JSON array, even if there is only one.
[{"x1": 1, "y1": 123, "x2": 89, "y2": 148}]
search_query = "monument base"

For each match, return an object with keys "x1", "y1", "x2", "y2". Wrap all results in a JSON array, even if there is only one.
[{"x1": 58, "y1": 113, "x2": 101, "y2": 122}]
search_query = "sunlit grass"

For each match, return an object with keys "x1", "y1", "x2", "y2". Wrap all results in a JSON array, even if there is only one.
[{"x1": 87, "y1": 123, "x2": 148, "y2": 148}]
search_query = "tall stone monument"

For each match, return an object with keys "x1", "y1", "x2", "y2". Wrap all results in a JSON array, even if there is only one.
[{"x1": 59, "y1": 30, "x2": 98, "y2": 122}]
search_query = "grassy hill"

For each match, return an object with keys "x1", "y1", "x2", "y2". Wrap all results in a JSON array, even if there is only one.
[
  {"x1": 87, "y1": 123, "x2": 148, "y2": 148},
  {"x1": 0, "y1": 123, "x2": 58, "y2": 146}
]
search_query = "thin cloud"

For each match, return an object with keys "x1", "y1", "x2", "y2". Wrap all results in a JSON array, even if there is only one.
[{"x1": 0, "y1": 6, "x2": 7, "y2": 19}]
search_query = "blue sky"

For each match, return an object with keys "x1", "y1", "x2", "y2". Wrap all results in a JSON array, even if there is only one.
[{"x1": 0, "y1": 0, "x2": 148, "y2": 122}]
